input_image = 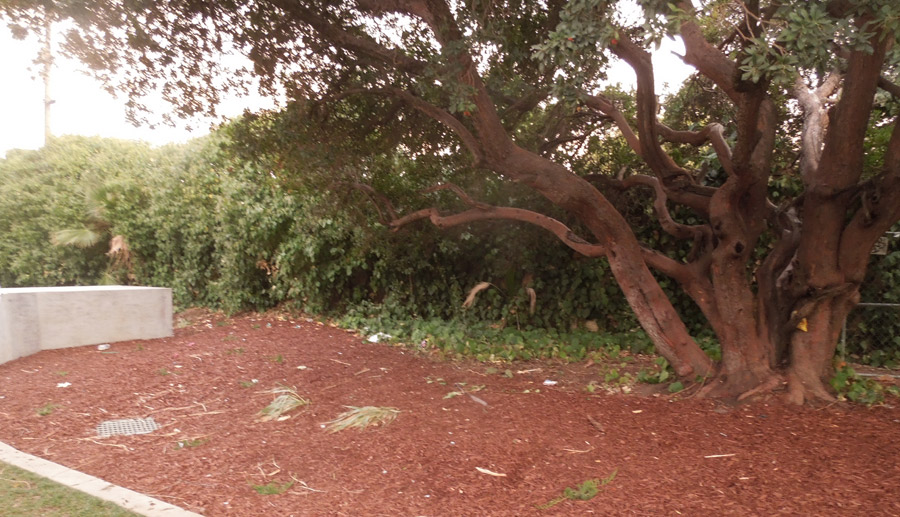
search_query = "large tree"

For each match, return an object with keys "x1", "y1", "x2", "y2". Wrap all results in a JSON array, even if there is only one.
[{"x1": 7, "y1": 0, "x2": 900, "y2": 403}]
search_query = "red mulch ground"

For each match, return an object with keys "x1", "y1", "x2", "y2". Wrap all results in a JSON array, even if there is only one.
[{"x1": 1, "y1": 310, "x2": 899, "y2": 516}]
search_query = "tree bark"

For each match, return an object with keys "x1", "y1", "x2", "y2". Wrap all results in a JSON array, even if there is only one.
[{"x1": 785, "y1": 291, "x2": 857, "y2": 404}]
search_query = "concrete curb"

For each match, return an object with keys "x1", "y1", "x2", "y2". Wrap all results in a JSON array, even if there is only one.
[{"x1": 0, "y1": 441, "x2": 203, "y2": 516}]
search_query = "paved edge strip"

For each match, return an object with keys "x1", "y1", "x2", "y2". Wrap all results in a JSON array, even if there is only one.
[{"x1": 0, "y1": 440, "x2": 204, "y2": 516}]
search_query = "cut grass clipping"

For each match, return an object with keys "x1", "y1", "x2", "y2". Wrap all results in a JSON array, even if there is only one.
[
  {"x1": 325, "y1": 406, "x2": 399, "y2": 433},
  {"x1": 537, "y1": 469, "x2": 617, "y2": 510},
  {"x1": 257, "y1": 386, "x2": 310, "y2": 422}
]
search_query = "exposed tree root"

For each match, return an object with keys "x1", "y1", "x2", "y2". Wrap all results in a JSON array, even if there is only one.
[
  {"x1": 696, "y1": 369, "x2": 784, "y2": 401},
  {"x1": 785, "y1": 371, "x2": 837, "y2": 405},
  {"x1": 737, "y1": 374, "x2": 786, "y2": 401}
]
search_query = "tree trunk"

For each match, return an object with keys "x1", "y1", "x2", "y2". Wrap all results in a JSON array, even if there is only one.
[
  {"x1": 705, "y1": 259, "x2": 776, "y2": 398},
  {"x1": 604, "y1": 242, "x2": 715, "y2": 378},
  {"x1": 497, "y1": 147, "x2": 715, "y2": 378},
  {"x1": 785, "y1": 291, "x2": 857, "y2": 404}
]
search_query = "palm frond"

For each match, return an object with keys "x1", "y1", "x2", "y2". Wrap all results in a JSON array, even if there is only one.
[
  {"x1": 463, "y1": 281, "x2": 496, "y2": 308},
  {"x1": 51, "y1": 227, "x2": 102, "y2": 248},
  {"x1": 324, "y1": 406, "x2": 399, "y2": 433},
  {"x1": 257, "y1": 386, "x2": 310, "y2": 422}
]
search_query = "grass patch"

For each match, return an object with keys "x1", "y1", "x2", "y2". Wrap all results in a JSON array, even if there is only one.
[
  {"x1": 0, "y1": 461, "x2": 141, "y2": 516},
  {"x1": 251, "y1": 480, "x2": 293, "y2": 495},
  {"x1": 257, "y1": 386, "x2": 310, "y2": 422},
  {"x1": 325, "y1": 406, "x2": 399, "y2": 433},
  {"x1": 337, "y1": 316, "x2": 658, "y2": 361},
  {"x1": 537, "y1": 469, "x2": 617, "y2": 510},
  {"x1": 36, "y1": 403, "x2": 58, "y2": 417}
]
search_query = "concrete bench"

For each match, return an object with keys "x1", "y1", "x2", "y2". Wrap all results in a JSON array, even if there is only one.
[{"x1": 0, "y1": 286, "x2": 172, "y2": 365}]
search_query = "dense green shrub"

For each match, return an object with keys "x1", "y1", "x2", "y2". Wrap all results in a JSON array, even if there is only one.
[
  {"x1": 0, "y1": 136, "x2": 156, "y2": 286},
  {"x1": 2, "y1": 131, "x2": 896, "y2": 367}
]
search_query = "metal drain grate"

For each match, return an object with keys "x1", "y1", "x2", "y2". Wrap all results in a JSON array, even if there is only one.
[{"x1": 96, "y1": 417, "x2": 160, "y2": 438}]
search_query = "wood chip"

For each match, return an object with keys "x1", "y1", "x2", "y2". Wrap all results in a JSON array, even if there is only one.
[
  {"x1": 475, "y1": 467, "x2": 507, "y2": 477},
  {"x1": 467, "y1": 393, "x2": 489, "y2": 406},
  {"x1": 704, "y1": 454, "x2": 736, "y2": 458},
  {"x1": 586, "y1": 415, "x2": 605, "y2": 433}
]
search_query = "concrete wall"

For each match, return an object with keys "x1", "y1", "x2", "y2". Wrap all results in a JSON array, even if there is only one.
[{"x1": 0, "y1": 286, "x2": 173, "y2": 365}]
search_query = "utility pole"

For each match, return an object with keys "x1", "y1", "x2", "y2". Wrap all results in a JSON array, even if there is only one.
[{"x1": 40, "y1": 8, "x2": 53, "y2": 145}]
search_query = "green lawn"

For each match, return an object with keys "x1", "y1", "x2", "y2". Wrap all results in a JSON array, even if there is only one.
[{"x1": 0, "y1": 461, "x2": 141, "y2": 517}]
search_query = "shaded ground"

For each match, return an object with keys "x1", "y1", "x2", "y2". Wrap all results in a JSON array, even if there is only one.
[{"x1": 0, "y1": 310, "x2": 898, "y2": 516}]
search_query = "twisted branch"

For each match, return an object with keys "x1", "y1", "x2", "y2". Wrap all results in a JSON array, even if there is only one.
[
  {"x1": 388, "y1": 184, "x2": 606, "y2": 258},
  {"x1": 657, "y1": 122, "x2": 734, "y2": 177},
  {"x1": 622, "y1": 175, "x2": 712, "y2": 256},
  {"x1": 580, "y1": 93, "x2": 642, "y2": 156}
]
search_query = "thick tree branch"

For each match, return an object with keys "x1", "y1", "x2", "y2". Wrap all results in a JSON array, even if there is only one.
[
  {"x1": 606, "y1": 35, "x2": 714, "y2": 214},
  {"x1": 611, "y1": 36, "x2": 690, "y2": 183},
  {"x1": 813, "y1": 38, "x2": 890, "y2": 190},
  {"x1": 793, "y1": 71, "x2": 842, "y2": 177},
  {"x1": 580, "y1": 93, "x2": 642, "y2": 156},
  {"x1": 798, "y1": 33, "x2": 891, "y2": 293},
  {"x1": 623, "y1": 175, "x2": 711, "y2": 245},
  {"x1": 389, "y1": 184, "x2": 607, "y2": 258},
  {"x1": 657, "y1": 122, "x2": 734, "y2": 177},
  {"x1": 640, "y1": 247, "x2": 691, "y2": 281},
  {"x1": 676, "y1": 1, "x2": 740, "y2": 102},
  {"x1": 839, "y1": 115, "x2": 900, "y2": 274},
  {"x1": 878, "y1": 76, "x2": 900, "y2": 99}
]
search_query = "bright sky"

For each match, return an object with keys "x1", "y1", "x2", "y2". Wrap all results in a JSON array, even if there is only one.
[
  {"x1": 0, "y1": 23, "x2": 694, "y2": 160},
  {"x1": 0, "y1": 26, "x2": 277, "y2": 158}
]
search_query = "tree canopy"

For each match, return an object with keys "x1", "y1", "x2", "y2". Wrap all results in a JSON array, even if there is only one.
[{"x1": 6, "y1": 0, "x2": 900, "y2": 403}]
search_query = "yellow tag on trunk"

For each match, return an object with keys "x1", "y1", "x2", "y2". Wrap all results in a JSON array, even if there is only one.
[{"x1": 796, "y1": 318, "x2": 808, "y2": 332}]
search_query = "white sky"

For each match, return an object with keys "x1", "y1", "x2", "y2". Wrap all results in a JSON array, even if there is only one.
[
  {"x1": 0, "y1": 26, "x2": 277, "y2": 158},
  {"x1": 0, "y1": 24, "x2": 694, "y2": 159}
]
